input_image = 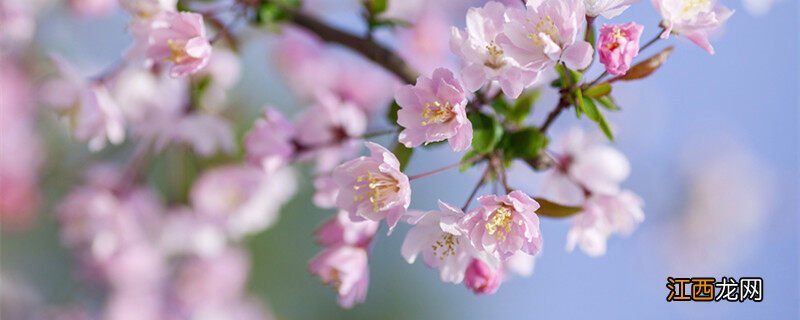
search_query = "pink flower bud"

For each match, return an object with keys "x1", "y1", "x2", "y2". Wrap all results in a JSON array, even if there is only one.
[
  {"x1": 598, "y1": 22, "x2": 644, "y2": 76},
  {"x1": 464, "y1": 258, "x2": 504, "y2": 295}
]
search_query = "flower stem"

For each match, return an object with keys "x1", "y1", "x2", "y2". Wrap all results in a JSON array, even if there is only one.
[
  {"x1": 462, "y1": 166, "x2": 492, "y2": 211},
  {"x1": 408, "y1": 155, "x2": 483, "y2": 181}
]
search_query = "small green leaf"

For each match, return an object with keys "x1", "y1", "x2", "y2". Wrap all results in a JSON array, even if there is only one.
[
  {"x1": 507, "y1": 90, "x2": 540, "y2": 125},
  {"x1": 392, "y1": 143, "x2": 413, "y2": 171},
  {"x1": 386, "y1": 101, "x2": 400, "y2": 125},
  {"x1": 584, "y1": 83, "x2": 611, "y2": 98},
  {"x1": 535, "y1": 198, "x2": 583, "y2": 218},
  {"x1": 574, "y1": 88, "x2": 585, "y2": 118},
  {"x1": 504, "y1": 127, "x2": 548, "y2": 160},
  {"x1": 490, "y1": 96, "x2": 510, "y2": 115},
  {"x1": 366, "y1": 0, "x2": 388, "y2": 15},
  {"x1": 582, "y1": 97, "x2": 614, "y2": 141},
  {"x1": 596, "y1": 96, "x2": 621, "y2": 111},
  {"x1": 468, "y1": 112, "x2": 503, "y2": 153}
]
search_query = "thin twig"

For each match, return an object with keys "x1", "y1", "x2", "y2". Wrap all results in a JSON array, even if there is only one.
[
  {"x1": 462, "y1": 165, "x2": 492, "y2": 211},
  {"x1": 408, "y1": 155, "x2": 483, "y2": 181}
]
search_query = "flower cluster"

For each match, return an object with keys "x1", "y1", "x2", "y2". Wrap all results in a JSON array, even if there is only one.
[{"x1": 1, "y1": 0, "x2": 734, "y2": 315}]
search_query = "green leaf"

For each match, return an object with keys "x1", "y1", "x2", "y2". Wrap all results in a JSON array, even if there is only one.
[
  {"x1": 468, "y1": 112, "x2": 503, "y2": 153},
  {"x1": 366, "y1": 0, "x2": 388, "y2": 15},
  {"x1": 503, "y1": 127, "x2": 548, "y2": 160},
  {"x1": 573, "y1": 88, "x2": 585, "y2": 118},
  {"x1": 392, "y1": 143, "x2": 413, "y2": 171},
  {"x1": 584, "y1": 83, "x2": 611, "y2": 98},
  {"x1": 596, "y1": 96, "x2": 621, "y2": 111},
  {"x1": 507, "y1": 90, "x2": 540, "y2": 125},
  {"x1": 386, "y1": 101, "x2": 400, "y2": 125},
  {"x1": 535, "y1": 198, "x2": 583, "y2": 218},
  {"x1": 581, "y1": 97, "x2": 614, "y2": 141},
  {"x1": 490, "y1": 96, "x2": 510, "y2": 115}
]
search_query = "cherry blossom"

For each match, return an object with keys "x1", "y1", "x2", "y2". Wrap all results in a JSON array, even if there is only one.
[
  {"x1": 461, "y1": 191, "x2": 543, "y2": 260},
  {"x1": 598, "y1": 22, "x2": 644, "y2": 76},
  {"x1": 653, "y1": 0, "x2": 734, "y2": 54}
]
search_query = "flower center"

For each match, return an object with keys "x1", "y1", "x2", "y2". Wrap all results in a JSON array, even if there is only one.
[
  {"x1": 328, "y1": 269, "x2": 342, "y2": 290},
  {"x1": 484, "y1": 43, "x2": 506, "y2": 69},
  {"x1": 353, "y1": 171, "x2": 400, "y2": 212},
  {"x1": 527, "y1": 15, "x2": 559, "y2": 47},
  {"x1": 606, "y1": 27, "x2": 625, "y2": 51},
  {"x1": 167, "y1": 39, "x2": 190, "y2": 63},
  {"x1": 486, "y1": 206, "x2": 513, "y2": 241},
  {"x1": 681, "y1": 0, "x2": 711, "y2": 16},
  {"x1": 421, "y1": 101, "x2": 456, "y2": 126},
  {"x1": 431, "y1": 233, "x2": 460, "y2": 260}
]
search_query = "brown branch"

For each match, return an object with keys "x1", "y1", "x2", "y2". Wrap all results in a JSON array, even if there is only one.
[{"x1": 287, "y1": 11, "x2": 418, "y2": 84}]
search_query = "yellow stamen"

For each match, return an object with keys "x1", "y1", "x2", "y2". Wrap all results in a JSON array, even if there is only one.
[
  {"x1": 431, "y1": 233, "x2": 460, "y2": 260},
  {"x1": 421, "y1": 101, "x2": 456, "y2": 126},
  {"x1": 485, "y1": 206, "x2": 514, "y2": 241},
  {"x1": 526, "y1": 15, "x2": 559, "y2": 47},
  {"x1": 353, "y1": 171, "x2": 400, "y2": 212}
]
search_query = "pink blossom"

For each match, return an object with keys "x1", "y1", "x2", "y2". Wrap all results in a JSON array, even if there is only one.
[
  {"x1": 597, "y1": 22, "x2": 644, "y2": 76},
  {"x1": 194, "y1": 48, "x2": 241, "y2": 112},
  {"x1": 584, "y1": 0, "x2": 638, "y2": 18},
  {"x1": 309, "y1": 245, "x2": 369, "y2": 309},
  {"x1": 566, "y1": 190, "x2": 644, "y2": 256},
  {"x1": 190, "y1": 165, "x2": 297, "y2": 239},
  {"x1": 316, "y1": 210, "x2": 379, "y2": 248},
  {"x1": 463, "y1": 258, "x2": 504, "y2": 295},
  {"x1": 0, "y1": 0, "x2": 35, "y2": 47},
  {"x1": 155, "y1": 113, "x2": 236, "y2": 157},
  {"x1": 160, "y1": 208, "x2": 227, "y2": 257},
  {"x1": 58, "y1": 185, "x2": 164, "y2": 261},
  {"x1": 295, "y1": 93, "x2": 367, "y2": 172},
  {"x1": 653, "y1": 0, "x2": 733, "y2": 54},
  {"x1": 461, "y1": 191, "x2": 543, "y2": 260},
  {"x1": 245, "y1": 107, "x2": 296, "y2": 173},
  {"x1": 273, "y1": 27, "x2": 397, "y2": 114},
  {"x1": 313, "y1": 175, "x2": 339, "y2": 209},
  {"x1": 499, "y1": 0, "x2": 593, "y2": 71},
  {"x1": 119, "y1": 0, "x2": 176, "y2": 17},
  {"x1": 173, "y1": 248, "x2": 250, "y2": 309},
  {"x1": 398, "y1": 9, "x2": 454, "y2": 76},
  {"x1": 333, "y1": 142, "x2": 411, "y2": 232},
  {"x1": 140, "y1": 11, "x2": 212, "y2": 77},
  {"x1": 504, "y1": 251, "x2": 536, "y2": 277},
  {"x1": 47, "y1": 56, "x2": 126, "y2": 151},
  {"x1": 401, "y1": 201, "x2": 484, "y2": 283},
  {"x1": 395, "y1": 68, "x2": 472, "y2": 151},
  {"x1": 540, "y1": 127, "x2": 630, "y2": 206},
  {"x1": 0, "y1": 58, "x2": 42, "y2": 230},
  {"x1": 69, "y1": 0, "x2": 117, "y2": 16},
  {"x1": 450, "y1": 1, "x2": 540, "y2": 98}
]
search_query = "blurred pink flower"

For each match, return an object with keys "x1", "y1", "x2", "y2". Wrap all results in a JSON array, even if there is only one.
[
  {"x1": 401, "y1": 201, "x2": 481, "y2": 283},
  {"x1": 155, "y1": 113, "x2": 236, "y2": 157},
  {"x1": 295, "y1": 93, "x2": 367, "y2": 172},
  {"x1": 120, "y1": 0, "x2": 176, "y2": 17},
  {"x1": 0, "y1": 0, "x2": 35, "y2": 48},
  {"x1": 245, "y1": 107, "x2": 296, "y2": 173},
  {"x1": 173, "y1": 248, "x2": 250, "y2": 310},
  {"x1": 464, "y1": 258, "x2": 504, "y2": 295},
  {"x1": 566, "y1": 190, "x2": 644, "y2": 256},
  {"x1": 0, "y1": 58, "x2": 42, "y2": 230},
  {"x1": 316, "y1": 210, "x2": 379, "y2": 248},
  {"x1": 397, "y1": 8, "x2": 454, "y2": 76},
  {"x1": 47, "y1": 56, "x2": 126, "y2": 151},
  {"x1": 193, "y1": 47, "x2": 241, "y2": 112},
  {"x1": 450, "y1": 1, "x2": 539, "y2": 98},
  {"x1": 396, "y1": 68, "x2": 472, "y2": 151},
  {"x1": 540, "y1": 127, "x2": 630, "y2": 206},
  {"x1": 598, "y1": 22, "x2": 644, "y2": 76},
  {"x1": 69, "y1": 0, "x2": 117, "y2": 16},
  {"x1": 461, "y1": 191, "x2": 543, "y2": 260},
  {"x1": 499, "y1": 0, "x2": 593, "y2": 71},
  {"x1": 272, "y1": 27, "x2": 397, "y2": 114},
  {"x1": 584, "y1": 0, "x2": 638, "y2": 18},
  {"x1": 312, "y1": 174, "x2": 339, "y2": 209},
  {"x1": 333, "y1": 142, "x2": 411, "y2": 232},
  {"x1": 653, "y1": 0, "x2": 733, "y2": 54},
  {"x1": 160, "y1": 207, "x2": 227, "y2": 257},
  {"x1": 190, "y1": 164, "x2": 297, "y2": 239},
  {"x1": 309, "y1": 245, "x2": 369, "y2": 309},
  {"x1": 139, "y1": 11, "x2": 212, "y2": 77}
]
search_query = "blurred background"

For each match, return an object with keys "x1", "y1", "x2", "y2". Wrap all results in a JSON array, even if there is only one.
[{"x1": 1, "y1": 0, "x2": 797, "y2": 319}]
